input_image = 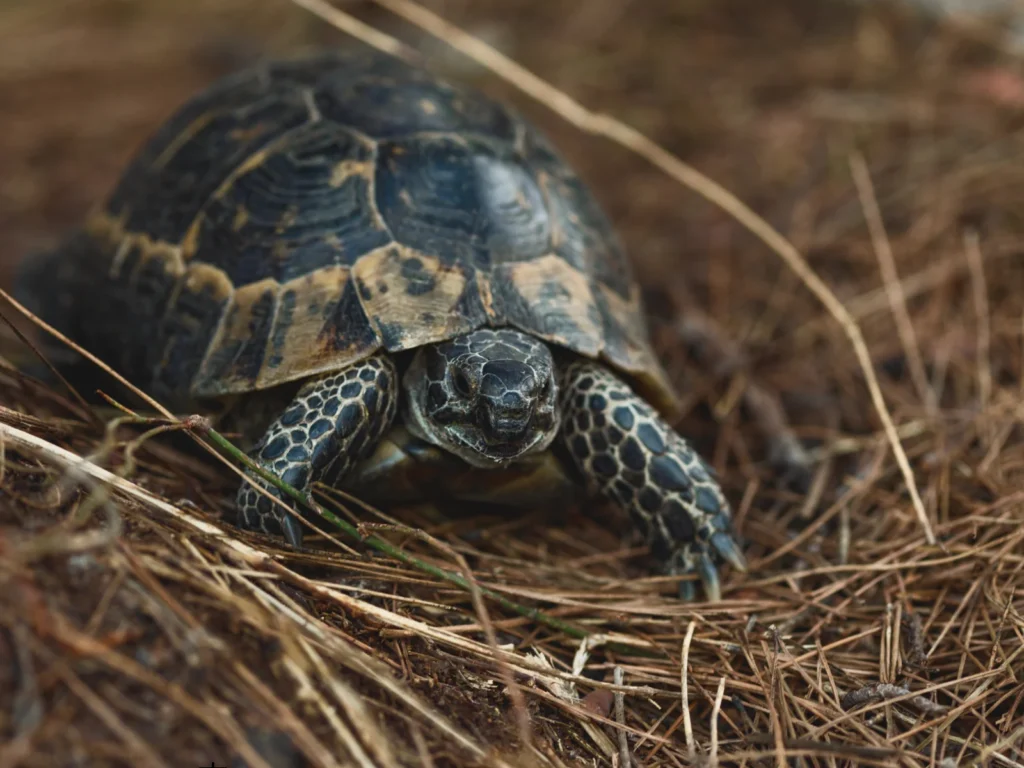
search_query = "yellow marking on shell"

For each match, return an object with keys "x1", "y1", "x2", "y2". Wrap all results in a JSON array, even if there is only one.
[
  {"x1": 186, "y1": 253, "x2": 390, "y2": 395},
  {"x1": 232, "y1": 206, "x2": 249, "y2": 232},
  {"x1": 354, "y1": 246, "x2": 475, "y2": 350},
  {"x1": 183, "y1": 262, "x2": 234, "y2": 303},
  {"x1": 275, "y1": 206, "x2": 299, "y2": 235},
  {"x1": 501, "y1": 253, "x2": 602, "y2": 356},
  {"x1": 154, "y1": 262, "x2": 236, "y2": 391},
  {"x1": 86, "y1": 211, "x2": 186, "y2": 278},
  {"x1": 136, "y1": 236, "x2": 186, "y2": 278},
  {"x1": 418, "y1": 98, "x2": 438, "y2": 115},
  {"x1": 192, "y1": 277, "x2": 275, "y2": 395},
  {"x1": 181, "y1": 219, "x2": 202, "y2": 260},
  {"x1": 536, "y1": 172, "x2": 564, "y2": 249},
  {"x1": 220, "y1": 278, "x2": 276, "y2": 328},
  {"x1": 255, "y1": 265, "x2": 379, "y2": 389},
  {"x1": 270, "y1": 240, "x2": 289, "y2": 262},
  {"x1": 361, "y1": 149, "x2": 390, "y2": 236},
  {"x1": 84, "y1": 210, "x2": 125, "y2": 240},
  {"x1": 126, "y1": 239, "x2": 175, "y2": 288},
  {"x1": 153, "y1": 111, "x2": 214, "y2": 170},
  {"x1": 190, "y1": 261, "x2": 385, "y2": 396},
  {"x1": 475, "y1": 270, "x2": 497, "y2": 322},
  {"x1": 229, "y1": 147, "x2": 272, "y2": 181},
  {"x1": 181, "y1": 148, "x2": 270, "y2": 259},
  {"x1": 329, "y1": 159, "x2": 373, "y2": 187}
]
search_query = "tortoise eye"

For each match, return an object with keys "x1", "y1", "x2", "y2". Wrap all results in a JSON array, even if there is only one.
[{"x1": 451, "y1": 368, "x2": 473, "y2": 397}]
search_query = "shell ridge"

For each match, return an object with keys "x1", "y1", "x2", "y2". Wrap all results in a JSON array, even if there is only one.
[{"x1": 179, "y1": 122, "x2": 315, "y2": 262}]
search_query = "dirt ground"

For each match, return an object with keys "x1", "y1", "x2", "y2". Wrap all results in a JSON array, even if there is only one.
[{"x1": 2, "y1": 1, "x2": 1024, "y2": 766}]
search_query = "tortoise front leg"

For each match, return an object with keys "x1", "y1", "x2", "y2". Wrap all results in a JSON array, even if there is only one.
[
  {"x1": 236, "y1": 352, "x2": 398, "y2": 548},
  {"x1": 559, "y1": 361, "x2": 746, "y2": 601}
]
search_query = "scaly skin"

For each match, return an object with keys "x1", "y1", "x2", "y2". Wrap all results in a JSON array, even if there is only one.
[
  {"x1": 236, "y1": 353, "x2": 398, "y2": 547},
  {"x1": 558, "y1": 360, "x2": 745, "y2": 600},
  {"x1": 235, "y1": 330, "x2": 744, "y2": 600}
]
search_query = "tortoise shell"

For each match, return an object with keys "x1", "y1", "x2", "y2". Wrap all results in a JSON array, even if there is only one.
[{"x1": 54, "y1": 50, "x2": 676, "y2": 413}]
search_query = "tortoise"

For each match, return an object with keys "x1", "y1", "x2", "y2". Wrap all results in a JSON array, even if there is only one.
[{"x1": 18, "y1": 49, "x2": 745, "y2": 599}]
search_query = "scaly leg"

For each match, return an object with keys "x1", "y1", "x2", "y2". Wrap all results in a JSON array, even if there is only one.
[
  {"x1": 236, "y1": 353, "x2": 398, "y2": 548},
  {"x1": 559, "y1": 360, "x2": 745, "y2": 600}
]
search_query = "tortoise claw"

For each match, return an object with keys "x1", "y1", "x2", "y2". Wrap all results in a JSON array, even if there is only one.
[
  {"x1": 672, "y1": 535, "x2": 745, "y2": 601},
  {"x1": 711, "y1": 531, "x2": 747, "y2": 573},
  {"x1": 281, "y1": 514, "x2": 305, "y2": 550},
  {"x1": 677, "y1": 576, "x2": 697, "y2": 602},
  {"x1": 696, "y1": 553, "x2": 722, "y2": 602}
]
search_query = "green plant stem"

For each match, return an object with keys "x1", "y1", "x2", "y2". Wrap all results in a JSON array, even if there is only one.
[{"x1": 198, "y1": 422, "x2": 644, "y2": 650}]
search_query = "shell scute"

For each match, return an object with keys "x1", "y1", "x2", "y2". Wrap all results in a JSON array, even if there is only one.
[
  {"x1": 185, "y1": 121, "x2": 389, "y2": 284},
  {"x1": 153, "y1": 264, "x2": 234, "y2": 401},
  {"x1": 374, "y1": 134, "x2": 551, "y2": 270},
  {"x1": 108, "y1": 73, "x2": 311, "y2": 246},
  {"x1": 493, "y1": 255, "x2": 602, "y2": 357},
  {"x1": 353, "y1": 246, "x2": 485, "y2": 351}
]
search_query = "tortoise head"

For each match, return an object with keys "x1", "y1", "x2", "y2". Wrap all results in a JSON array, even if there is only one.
[{"x1": 403, "y1": 329, "x2": 561, "y2": 468}]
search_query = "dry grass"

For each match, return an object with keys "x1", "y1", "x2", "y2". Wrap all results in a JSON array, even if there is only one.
[{"x1": 3, "y1": 0, "x2": 1024, "y2": 766}]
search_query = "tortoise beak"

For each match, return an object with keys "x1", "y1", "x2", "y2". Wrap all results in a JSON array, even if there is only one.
[
  {"x1": 483, "y1": 411, "x2": 532, "y2": 444},
  {"x1": 453, "y1": 426, "x2": 548, "y2": 467}
]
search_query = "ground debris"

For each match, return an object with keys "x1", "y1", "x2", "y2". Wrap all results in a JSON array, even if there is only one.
[{"x1": 840, "y1": 682, "x2": 950, "y2": 716}]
